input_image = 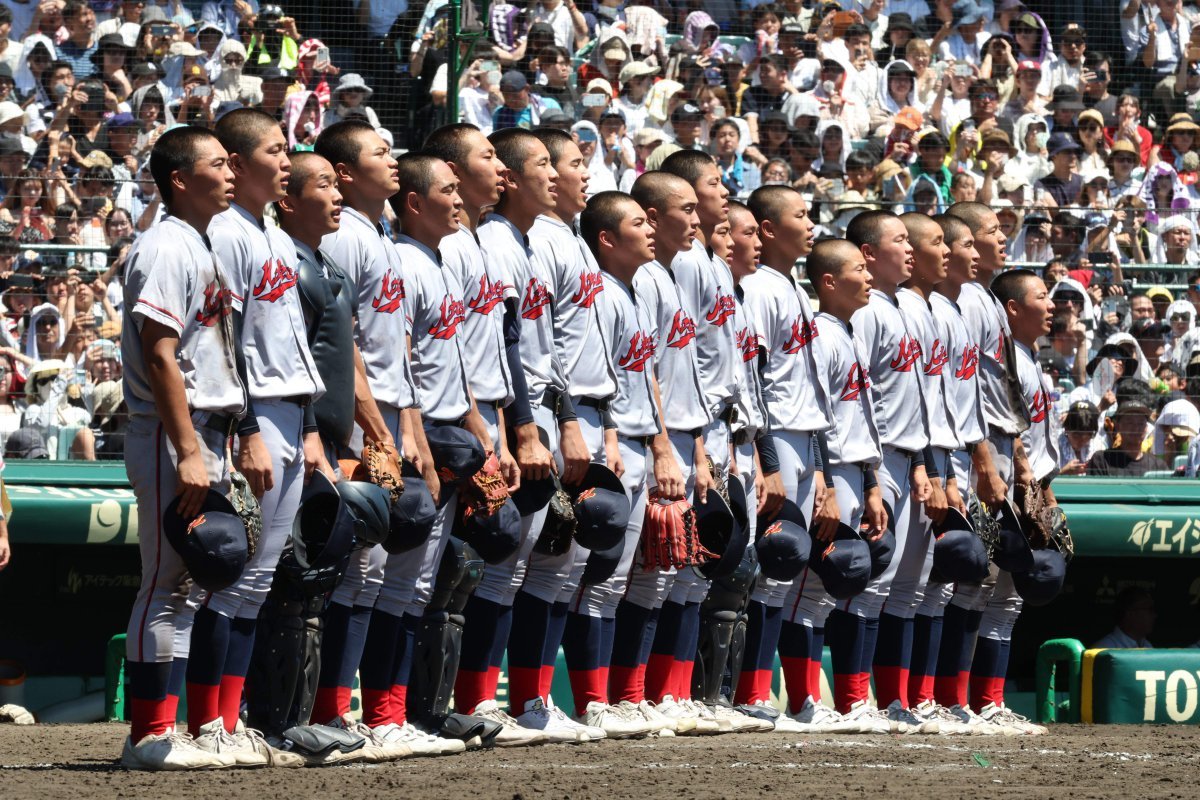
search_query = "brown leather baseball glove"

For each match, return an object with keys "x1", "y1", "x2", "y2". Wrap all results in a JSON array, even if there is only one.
[
  {"x1": 362, "y1": 439, "x2": 404, "y2": 503},
  {"x1": 640, "y1": 491, "x2": 713, "y2": 571},
  {"x1": 461, "y1": 451, "x2": 509, "y2": 518}
]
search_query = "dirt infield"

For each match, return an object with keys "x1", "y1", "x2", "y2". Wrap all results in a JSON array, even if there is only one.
[{"x1": 1, "y1": 723, "x2": 1197, "y2": 799}]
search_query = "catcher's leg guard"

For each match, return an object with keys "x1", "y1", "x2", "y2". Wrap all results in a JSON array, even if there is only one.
[
  {"x1": 693, "y1": 551, "x2": 759, "y2": 704},
  {"x1": 408, "y1": 537, "x2": 485, "y2": 731}
]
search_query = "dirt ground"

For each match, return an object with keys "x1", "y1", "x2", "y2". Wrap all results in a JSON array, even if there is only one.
[{"x1": 1, "y1": 723, "x2": 1197, "y2": 799}]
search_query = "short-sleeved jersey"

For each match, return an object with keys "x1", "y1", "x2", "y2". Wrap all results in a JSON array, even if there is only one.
[
  {"x1": 530, "y1": 214, "x2": 617, "y2": 402},
  {"x1": 633, "y1": 259, "x2": 711, "y2": 433},
  {"x1": 320, "y1": 206, "x2": 417, "y2": 409},
  {"x1": 439, "y1": 225, "x2": 514, "y2": 406},
  {"x1": 850, "y1": 289, "x2": 930, "y2": 453},
  {"x1": 672, "y1": 241, "x2": 741, "y2": 415},
  {"x1": 740, "y1": 265, "x2": 832, "y2": 433},
  {"x1": 1016, "y1": 341, "x2": 1058, "y2": 481},
  {"x1": 209, "y1": 203, "x2": 323, "y2": 402},
  {"x1": 478, "y1": 212, "x2": 567, "y2": 408},
  {"x1": 122, "y1": 216, "x2": 246, "y2": 418},
  {"x1": 397, "y1": 235, "x2": 472, "y2": 423},
  {"x1": 731, "y1": 285, "x2": 767, "y2": 440},
  {"x1": 814, "y1": 312, "x2": 881, "y2": 468},
  {"x1": 897, "y1": 288, "x2": 957, "y2": 451},
  {"x1": 596, "y1": 271, "x2": 660, "y2": 437},
  {"x1": 931, "y1": 291, "x2": 987, "y2": 448},
  {"x1": 959, "y1": 281, "x2": 1024, "y2": 437}
]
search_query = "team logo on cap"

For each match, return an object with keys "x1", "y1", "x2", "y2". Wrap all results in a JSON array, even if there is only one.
[
  {"x1": 520, "y1": 277, "x2": 552, "y2": 320},
  {"x1": 429, "y1": 295, "x2": 467, "y2": 340},
  {"x1": 571, "y1": 271, "x2": 605, "y2": 308},
  {"x1": 195, "y1": 281, "x2": 234, "y2": 327},
  {"x1": 186, "y1": 514, "x2": 207, "y2": 536},
  {"x1": 782, "y1": 316, "x2": 817, "y2": 354},
  {"x1": 578, "y1": 488, "x2": 596, "y2": 502},
  {"x1": 924, "y1": 338, "x2": 949, "y2": 376},
  {"x1": 618, "y1": 331, "x2": 655, "y2": 372},
  {"x1": 253, "y1": 258, "x2": 298, "y2": 302},
  {"x1": 839, "y1": 362, "x2": 870, "y2": 401},
  {"x1": 822, "y1": 542, "x2": 836, "y2": 558},
  {"x1": 1030, "y1": 389, "x2": 1047, "y2": 423},
  {"x1": 889, "y1": 334, "x2": 922, "y2": 372},
  {"x1": 765, "y1": 521, "x2": 783, "y2": 536},
  {"x1": 469, "y1": 273, "x2": 507, "y2": 316},
  {"x1": 955, "y1": 344, "x2": 979, "y2": 381},
  {"x1": 666, "y1": 309, "x2": 697, "y2": 349},
  {"x1": 706, "y1": 292, "x2": 737, "y2": 327},
  {"x1": 372, "y1": 269, "x2": 406, "y2": 314}
]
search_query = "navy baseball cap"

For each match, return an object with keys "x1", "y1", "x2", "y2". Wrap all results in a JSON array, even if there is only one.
[
  {"x1": 991, "y1": 498, "x2": 1034, "y2": 573},
  {"x1": 755, "y1": 499, "x2": 811, "y2": 581},
  {"x1": 163, "y1": 490, "x2": 248, "y2": 592},
  {"x1": 292, "y1": 471, "x2": 356, "y2": 569},
  {"x1": 571, "y1": 463, "x2": 630, "y2": 551},
  {"x1": 700, "y1": 477, "x2": 751, "y2": 579},
  {"x1": 510, "y1": 427, "x2": 556, "y2": 515},
  {"x1": 1012, "y1": 548, "x2": 1067, "y2": 606},
  {"x1": 867, "y1": 501, "x2": 897, "y2": 579},
  {"x1": 336, "y1": 479, "x2": 392, "y2": 546},
  {"x1": 425, "y1": 425, "x2": 487, "y2": 490},
  {"x1": 693, "y1": 484, "x2": 735, "y2": 571},
  {"x1": 811, "y1": 522, "x2": 872, "y2": 600},
  {"x1": 930, "y1": 507, "x2": 990, "y2": 583},
  {"x1": 456, "y1": 497, "x2": 521, "y2": 564},
  {"x1": 382, "y1": 461, "x2": 438, "y2": 554},
  {"x1": 581, "y1": 536, "x2": 625, "y2": 586}
]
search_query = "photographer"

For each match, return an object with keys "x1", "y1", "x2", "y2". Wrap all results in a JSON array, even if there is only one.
[{"x1": 244, "y1": 4, "x2": 301, "y2": 75}]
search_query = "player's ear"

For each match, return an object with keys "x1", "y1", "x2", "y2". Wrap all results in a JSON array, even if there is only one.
[
  {"x1": 645, "y1": 206, "x2": 659, "y2": 229},
  {"x1": 333, "y1": 160, "x2": 355, "y2": 188},
  {"x1": 276, "y1": 194, "x2": 296, "y2": 214},
  {"x1": 759, "y1": 216, "x2": 776, "y2": 241},
  {"x1": 227, "y1": 151, "x2": 247, "y2": 177}
]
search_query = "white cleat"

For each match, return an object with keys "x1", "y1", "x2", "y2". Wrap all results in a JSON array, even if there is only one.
[
  {"x1": 947, "y1": 704, "x2": 1019, "y2": 736},
  {"x1": 912, "y1": 700, "x2": 975, "y2": 735},
  {"x1": 577, "y1": 701, "x2": 653, "y2": 739},
  {"x1": 548, "y1": 696, "x2": 606, "y2": 741},
  {"x1": 886, "y1": 700, "x2": 939, "y2": 734},
  {"x1": 842, "y1": 701, "x2": 899, "y2": 734},
  {"x1": 978, "y1": 702, "x2": 1048, "y2": 735},
  {"x1": 379, "y1": 721, "x2": 465, "y2": 755},
  {"x1": 230, "y1": 720, "x2": 306, "y2": 767},
  {"x1": 326, "y1": 715, "x2": 414, "y2": 759},
  {"x1": 657, "y1": 695, "x2": 713, "y2": 734},
  {"x1": 633, "y1": 700, "x2": 677, "y2": 737},
  {"x1": 473, "y1": 699, "x2": 548, "y2": 747},
  {"x1": 786, "y1": 696, "x2": 863, "y2": 734},
  {"x1": 194, "y1": 717, "x2": 264, "y2": 766},
  {"x1": 516, "y1": 697, "x2": 593, "y2": 743},
  {"x1": 681, "y1": 698, "x2": 732, "y2": 733},
  {"x1": 121, "y1": 727, "x2": 236, "y2": 771},
  {"x1": 708, "y1": 703, "x2": 774, "y2": 732}
]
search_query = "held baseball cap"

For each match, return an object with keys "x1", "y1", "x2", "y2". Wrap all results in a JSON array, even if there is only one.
[
  {"x1": 755, "y1": 499, "x2": 812, "y2": 582},
  {"x1": 163, "y1": 490, "x2": 249, "y2": 592},
  {"x1": 930, "y1": 508, "x2": 990, "y2": 584},
  {"x1": 811, "y1": 523, "x2": 872, "y2": 599},
  {"x1": 990, "y1": 498, "x2": 1034, "y2": 573},
  {"x1": 1012, "y1": 549, "x2": 1067, "y2": 606},
  {"x1": 701, "y1": 475, "x2": 751, "y2": 579},
  {"x1": 868, "y1": 501, "x2": 898, "y2": 579},
  {"x1": 510, "y1": 427, "x2": 556, "y2": 515},
  {"x1": 424, "y1": 426, "x2": 487, "y2": 488},
  {"x1": 499, "y1": 70, "x2": 528, "y2": 93},
  {"x1": 382, "y1": 461, "x2": 437, "y2": 553},
  {"x1": 291, "y1": 470, "x2": 356, "y2": 574},
  {"x1": 692, "y1": 485, "x2": 736, "y2": 568},
  {"x1": 569, "y1": 463, "x2": 630, "y2": 552},
  {"x1": 455, "y1": 496, "x2": 521, "y2": 564},
  {"x1": 335, "y1": 479, "x2": 392, "y2": 546},
  {"x1": 581, "y1": 536, "x2": 625, "y2": 586}
]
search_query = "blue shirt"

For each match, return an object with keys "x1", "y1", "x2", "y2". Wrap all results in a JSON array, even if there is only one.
[{"x1": 57, "y1": 40, "x2": 97, "y2": 80}]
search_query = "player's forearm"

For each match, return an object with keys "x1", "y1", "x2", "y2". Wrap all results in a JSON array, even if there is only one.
[
  {"x1": 464, "y1": 394, "x2": 495, "y2": 452},
  {"x1": 145, "y1": 334, "x2": 202, "y2": 461},
  {"x1": 351, "y1": 344, "x2": 393, "y2": 445}
]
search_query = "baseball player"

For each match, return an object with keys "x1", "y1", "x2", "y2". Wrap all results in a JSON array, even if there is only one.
[
  {"x1": 835, "y1": 210, "x2": 940, "y2": 733},
  {"x1": 308, "y1": 121, "x2": 453, "y2": 756},
  {"x1": 739, "y1": 186, "x2": 842, "y2": 730},
  {"x1": 805, "y1": 239, "x2": 889, "y2": 725},
  {"x1": 452, "y1": 128, "x2": 568, "y2": 745},
  {"x1": 420, "y1": 124, "x2": 522, "y2": 724},
  {"x1": 940, "y1": 201, "x2": 1042, "y2": 735},
  {"x1": 185, "y1": 109, "x2": 324, "y2": 755},
  {"x1": 606, "y1": 171, "x2": 715, "y2": 733},
  {"x1": 564, "y1": 190, "x2": 676, "y2": 738},
  {"x1": 906, "y1": 213, "x2": 994, "y2": 733},
  {"x1": 505, "y1": 128, "x2": 618, "y2": 739},
  {"x1": 120, "y1": 126, "x2": 247, "y2": 771}
]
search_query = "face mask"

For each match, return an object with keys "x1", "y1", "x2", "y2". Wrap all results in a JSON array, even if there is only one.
[{"x1": 1034, "y1": 131, "x2": 1050, "y2": 149}]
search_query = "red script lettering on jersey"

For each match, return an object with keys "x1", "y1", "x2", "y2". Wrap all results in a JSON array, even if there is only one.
[
  {"x1": 252, "y1": 258, "x2": 298, "y2": 303},
  {"x1": 520, "y1": 277, "x2": 552, "y2": 320},
  {"x1": 954, "y1": 344, "x2": 979, "y2": 381},
  {"x1": 1030, "y1": 389, "x2": 1047, "y2": 423},
  {"x1": 429, "y1": 295, "x2": 467, "y2": 340},
  {"x1": 782, "y1": 316, "x2": 817, "y2": 354},
  {"x1": 889, "y1": 334, "x2": 922, "y2": 372},
  {"x1": 840, "y1": 362, "x2": 870, "y2": 401},
  {"x1": 372, "y1": 269, "x2": 405, "y2": 314},
  {"x1": 706, "y1": 292, "x2": 737, "y2": 326},
  {"x1": 469, "y1": 272, "x2": 506, "y2": 316},
  {"x1": 195, "y1": 280, "x2": 234, "y2": 327},
  {"x1": 618, "y1": 331, "x2": 656, "y2": 372},
  {"x1": 571, "y1": 271, "x2": 605, "y2": 308},
  {"x1": 924, "y1": 338, "x2": 949, "y2": 376},
  {"x1": 666, "y1": 309, "x2": 697, "y2": 349},
  {"x1": 736, "y1": 327, "x2": 758, "y2": 362}
]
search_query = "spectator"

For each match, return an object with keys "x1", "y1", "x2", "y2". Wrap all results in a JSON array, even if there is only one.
[
  {"x1": 211, "y1": 38, "x2": 263, "y2": 108},
  {"x1": 1107, "y1": 92, "x2": 1153, "y2": 167},
  {"x1": 0, "y1": 350, "x2": 24, "y2": 450},
  {"x1": 91, "y1": 33, "x2": 134, "y2": 101},
  {"x1": 533, "y1": 46, "x2": 580, "y2": 122},
  {"x1": 1, "y1": 168, "x2": 55, "y2": 243},
  {"x1": 1143, "y1": 0, "x2": 1191, "y2": 122},
  {"x1": 712, "y1": 117, "x2": 761, "y2": 199},
  {"x1": 1108, "y1": 140, "x2": 1143, "y2": 199},
  {"x1": 530, "y1": 0, "x2": 590, "y2": 53},
  {"x1": 1059, "y1": 399, "x2": 1104, "y2": 473},
  {"x1": 1086, "y1": 389, "x2": 1170, "y2": 475},
  {"x1": 494, "y1": 70, "x2": 556, "y2": 130},
  {"x1": 57, "y1": 1, "x2": 99, "y2": 80},
  {"x1": 1092, "y1": 586, "x2": 1155, "y2": 648},
  {"x1": 20, "y1": 358, "x2": 93, "y2": 460},
  {"x1": 613, "y1": 60, "x2": 656, "y2": 136},
  {"x1": 283, "y1": 90, "x2": 322, "y2": 150},
  {"x1": 1152, "y1": 396, "x2": 1199, "y2": 458},
  {"x1": 1081, "y1": 50, "x2": 1117, "y2": 126},
  {"x1": 1077, "y1": 109, "x2": 1109, "y2": 173},
  {"x1": 1035, "y1": 132, "x2": 1083, "y2": 207}
]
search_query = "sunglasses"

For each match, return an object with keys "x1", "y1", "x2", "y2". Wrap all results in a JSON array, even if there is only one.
[
  {"x1": 224, "y1": 56, "x2": 244, "y2": 65},
  {"x1": 1080, "y1": 124, "x2": 1101, "y2": 132},
  {"x1": 972, "y1": 92, "x2": 999, "y2": 101}
]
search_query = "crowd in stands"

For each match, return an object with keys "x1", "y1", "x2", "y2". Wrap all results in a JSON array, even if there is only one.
[{"x1": 1, "y1": 0, "x2": 1200, "y2": 469}]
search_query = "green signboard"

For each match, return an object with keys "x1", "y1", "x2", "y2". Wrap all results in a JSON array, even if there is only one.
[{"x1": 1083, "y1": 649, "x2": 1200, "y2": 724}]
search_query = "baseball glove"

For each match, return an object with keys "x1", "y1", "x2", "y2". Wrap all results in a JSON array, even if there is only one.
[
  {"x1": 1017, "y1": 480, "x2": 1056, "y2": 549},
  {"x1": 362, "y1": 439, "x2": 404, "y2": 503},
  {"x1": 967, "y1": 491, "x2": 1000, "y2": 559},
  {"x1": 228, "y1": 467, "x2": 262, "y2": 559},
  {"x1": 461, "y1": 451, "x2": 509, "y2": 518},
  {"x1": 535, "y1": 476, "x2": 577, "y2": 555},
  {"x1": 1047, "y1": 505, "x2": 1074, "y2": 562},
  {"x1": 705, "y1": 455, "x2": 731, "y2": 508},
  {"x1": 640, "y1": 491, "x2": 714, "y2": 571}
]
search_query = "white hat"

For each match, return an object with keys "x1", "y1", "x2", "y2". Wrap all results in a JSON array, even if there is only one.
[
  {"x1": 0, "y1": 102, "x2": 23, "y2": 126},
  {"x1": 586, "y1": 78, "x2": 614, "y2": 97},
  {"x1": 619, "y1": 61, "x2": 659, "y2": 83},
  {"x1": 169, "y1": 41, "x2": 204, "y2": 58},
  {"x1": 1080, "y1": 166, "x2": 1112, "y2": 185},
  {"x1": 1154, "y1": 398, "x2": 1200, "y2": 452}
]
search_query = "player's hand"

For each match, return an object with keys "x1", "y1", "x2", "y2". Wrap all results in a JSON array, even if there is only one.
[
  {"x1": 559, "y1": 420, "x2": 590, "y2": 486},
  {"x1": 516, "y1": 426, "x2": 554, "y2": 481},
  {"x1": 0, "y1": 524, "x2": 12, "y2": 571},
  {"x1": 945, "y1": 477, "x2": 966, "y2": 515},
  {"x1": 497, "y1": 447, "x2": 521, "y2": 492},
  {"x1": 694, "y1": 456, "x2": 715, "y2": 505},
  {"x1": 175, "y1": 450, "x2": 211, "y2": 519},
  {"x1": 863, "y1": 486, "x2": 887, "y2": 540},
  {"x1": 1060, "y1": 459, "x2": 1087, "y2": 476},
  {"x1": 925, "y1": 476, "x2": 948, "y2": 525},
  {"x1": 604, "y1": 433, "x2": 625, "y2": 480},
  {"x1": 422, "y1": 456, "x2": 441, "y2": 506},
  {"x1": 303, "y1": 431, "x2": 332, "y2": 483},
  {"x1": 975, "y1": 465, "x2": 1007, "y2": 509},
  {"x1": 237, "y1": 432, "x2": 275, "y2": 498},
  {"x1": 759, "y1": 471, "x2": 785, "y2": 516},
  {"x1": 910, "y1": 464, "x2": 933, "y2": 504},
  {"x1": 652, "y1": 452, "x2": 686, "y2": 500},
  {"x1": 812, "y1": 484, "x2": 841, "y2": 543}
]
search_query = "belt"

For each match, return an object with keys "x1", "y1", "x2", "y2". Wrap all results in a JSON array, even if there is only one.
[
  {"x1": 202, "y1": 413, "x2": 235, "y2": 436},
  {"x1": 282, "y1": 394, "x2": 311, "y2": 407},
  {"x1": 427, "y1": 417, "x2": 467, "y2": 429},
  {"x1": 732, "y1": 429, "x2": 751, "y2": 447},
  {"x1": 718, "y1": 405, "x2": 738, "y2": 426},
  {"x1": 625, "y1": 434, "x2": 654, "y2": 448},
  {"x1": 576, "y1": 396, "x2": 608, "y2": 411}
]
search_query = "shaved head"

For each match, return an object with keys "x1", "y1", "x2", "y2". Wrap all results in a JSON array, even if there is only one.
[
  {"x1": 900, "y1": 212, "x2": 940, "y2": 239},
  {"x1": 631, "y1": 171, "x2": 691, "y2": 213},
  {"x1": 747, "y1": 185, "x2": 799, "y2": 226},
  {"x1": 807, "y1": 238, "x2": 861, "y2": 289},
  {"x1": 214, "y1": 107, "x2": 283, "y2": 157},
  {"x1": 285, "y1": 151, "x2": 332, "y2": 197},
  {"x1": 946, "y1": 201, "x2": 993, "y2": 235}
]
